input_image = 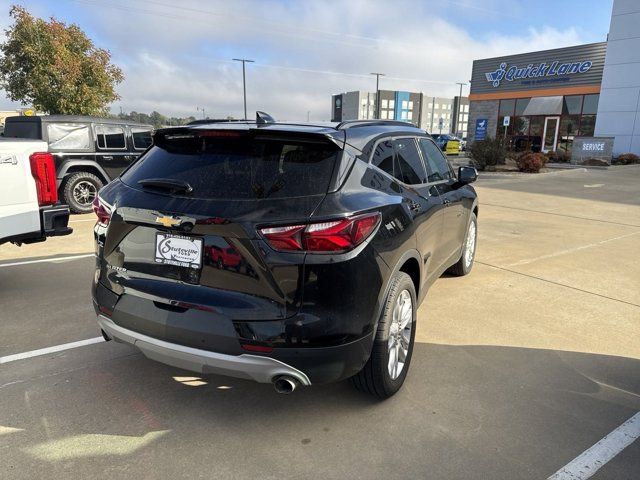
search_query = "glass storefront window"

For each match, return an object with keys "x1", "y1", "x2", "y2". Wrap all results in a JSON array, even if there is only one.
[
  {"x1": 529, "y1": 117, "x2": 544, "y2": 152},
  {"x1": 515, "y1": 98, "x2": 531, "y2": 116},
  {"x1": 580, "y1": 115, "x2": 596, "y2": 136},
  {"x1": 499, "y1": 99, "x2": 516, "y2": 116},
  {"x1": 564, "y1": 95, "x2": 583, "y2": 115},
  {"x1": 512, "y1": 116, "x2": 531, "y2": 151},
  {"x1": 582, "y1": 95, "x2": 599, "y2": 115},
  {"x1": 559, "y1": 115, "x2": 580, "y2": 152},
  {"x1": 514, "y1": 116, "x2": 530, "y2": 135}
]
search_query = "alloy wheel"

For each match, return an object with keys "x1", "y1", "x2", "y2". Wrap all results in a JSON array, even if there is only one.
[
  {"x1": 388, "y1": 289, "x2": 412, "y2": 380},
  {"x1": 72, "y1": 180, "x2": 97, "y2": 206},
  {"x1": 464, "y1": 221, "x2": 477, "y2": 269}
]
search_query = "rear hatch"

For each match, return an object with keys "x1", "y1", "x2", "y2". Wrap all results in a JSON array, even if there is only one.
[{"x1": 98, "y1": 127, "x2": 343, "y2": 320}]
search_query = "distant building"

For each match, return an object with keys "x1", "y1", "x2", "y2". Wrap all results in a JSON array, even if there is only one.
[
  {"x1": 419, "y1": 96, "x2": 454, "y2": 134},
  {"x1": 331, "y1": 91, "x2": 377, "y2": 122},
  {"x1": 331, "y1": 90, "x2": 466, "y2": 135},
  {"x1": 452, "y1": 96, "x2": 470, "y2": 139},
  {"x1": 0, "y1": 109, "x2": 34, "y2": 126}
]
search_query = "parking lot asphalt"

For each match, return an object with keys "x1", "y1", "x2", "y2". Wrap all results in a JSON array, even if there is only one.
[{"x1": 1, "y1": 166, "x2": 639, "y2": 479}]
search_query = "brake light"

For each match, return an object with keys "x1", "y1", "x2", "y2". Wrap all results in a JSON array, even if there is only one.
[
  {"x1": 29, "y1": 152, "x2": 58, "y2": 206},
  {"x1": 92, "y1": 197, "x2": 112, "y2": 226},
  {"x1": 260, "y1": 212, "x2": 381, "y2": 253}
]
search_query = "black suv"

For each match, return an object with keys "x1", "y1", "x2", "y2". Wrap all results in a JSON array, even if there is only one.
[
  {"x1": 3, "y1": 115, "x2": 153, "y2": 213},
  {"x1": 92, "y1": 115, "x2": 478, "y2": 398}
]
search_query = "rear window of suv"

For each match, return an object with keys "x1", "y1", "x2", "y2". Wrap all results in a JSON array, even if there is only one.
[{"x1": 121, "y1": 130, "x2": 339, "y2": 200}]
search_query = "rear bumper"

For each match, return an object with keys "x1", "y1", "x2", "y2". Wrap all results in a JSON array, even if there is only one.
[
  {"x1": 98, "y1": 315, "x2": 312, "y2": 386},
  {"x1": 0, "y1": 204, "x2": 72, "y2": 245},
  {"x1": 41, "y1": 204, "x2": 72, "y2": 237}
]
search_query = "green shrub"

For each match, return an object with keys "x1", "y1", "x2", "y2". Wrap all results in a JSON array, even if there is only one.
[
  {"x1": 516, "y1": 152, "x2": 547, "y2": 173},
  {"x1": 616, "y1": 153, "x2": 640, "y2": 165},
  {"x1": 469, "y1": 136, "x2": 506, "y2": 171}
]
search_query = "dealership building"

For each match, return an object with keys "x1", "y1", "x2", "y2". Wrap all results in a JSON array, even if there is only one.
[{"x1": 468, "y1": 0, "x2": 640, "y2": 157}]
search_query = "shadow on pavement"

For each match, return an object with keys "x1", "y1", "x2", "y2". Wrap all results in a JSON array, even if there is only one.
[{"x1": 1, "y1": 342, "x2": 639, "y2": 479}]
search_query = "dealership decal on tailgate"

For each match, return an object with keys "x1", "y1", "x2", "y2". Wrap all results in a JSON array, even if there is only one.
[{"x1": 155, "y1": 233, "x2": 203, "y2": 269}]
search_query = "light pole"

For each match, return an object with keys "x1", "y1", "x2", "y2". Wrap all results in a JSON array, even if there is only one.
[
  {"x1": 233, "y1": 58, "x2": 255, "y2": 120},
  {"x1": 307, "y1": 111, "x2": 311, "y2": 122},
  {"x1": 197, "y1": 106, "x2": 205, "y2": 119},
  {"x1": 455, "y1": 82, "x2": 467, "y2": 137},
  {"x1": 370, "y1": 72, "x2": 385, "y2": 119}
]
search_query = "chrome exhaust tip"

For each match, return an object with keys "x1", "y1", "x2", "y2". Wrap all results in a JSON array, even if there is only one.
[{"x1": 273, "y1": 376, "x2": 298, "y2": 394}]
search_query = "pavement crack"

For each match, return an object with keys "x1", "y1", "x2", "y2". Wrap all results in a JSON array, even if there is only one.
[
  {"x1": 481, "y1": 203, "x2": 640, "y2": 228},
  {"x1": 476, "y1": 261, "x2": 640, "y2": 309}
]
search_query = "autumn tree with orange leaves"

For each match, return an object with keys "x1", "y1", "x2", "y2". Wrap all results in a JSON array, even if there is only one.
[{"x1": 0, "y1": 5, "x2": 123, "y2": 115}]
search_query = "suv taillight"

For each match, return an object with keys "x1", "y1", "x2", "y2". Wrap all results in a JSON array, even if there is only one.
[
  {"x1": 92, "y1": 197, "x2": 111, "y2": 226},
  {"x1": 29, "y1": 152, "x2": 58, "y2": 206},
  {"x1": 260, "y1": 212, "x2": 381, "y2": 253}
]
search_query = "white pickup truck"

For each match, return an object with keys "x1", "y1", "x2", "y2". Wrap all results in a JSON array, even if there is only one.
[{"x1": 0, "y1": 138, "x2": 72, "y2": 246}]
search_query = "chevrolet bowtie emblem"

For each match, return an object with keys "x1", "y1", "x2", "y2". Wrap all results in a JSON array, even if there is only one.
[{"x1": 155, "y1": 215, "x2": 181, "y2": 227}]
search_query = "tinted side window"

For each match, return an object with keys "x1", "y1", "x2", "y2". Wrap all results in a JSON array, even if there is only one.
[
  {"x1": 371, "y1": 139, "x2": 395, "y2": 178},
  {"x1": 418, "y1": 138, "x2": 452, "y2": 182},
  {"x1": 4, "y1": 120, "x2": 40, "y2": 139},
  {"x1": 393, "y1": 138, "x2": 427, "y2": 184},
  {"x1": 95, "y1": 124, "x2": 126, "y2": 150},
  {"x1": 131, "y1": 128, "x2": 153, "y2": 150}
]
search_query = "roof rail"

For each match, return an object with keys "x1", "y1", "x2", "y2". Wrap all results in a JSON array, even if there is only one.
[{"x1": 336, "y1": 120, "x2": 421, "y2": 130}]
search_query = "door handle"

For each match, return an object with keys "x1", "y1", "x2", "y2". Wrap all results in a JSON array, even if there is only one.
[{"x1": 102, "y1": 156, "x2": 113, "y2": 160}]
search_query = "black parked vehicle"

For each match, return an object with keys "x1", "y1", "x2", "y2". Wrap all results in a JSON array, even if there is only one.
[
  {"x1": 3, "y1": 115, "x2": 153, "y2": 213},
  {"x1": 92, "y1": 114, "x2": 478, "y2": 398}
]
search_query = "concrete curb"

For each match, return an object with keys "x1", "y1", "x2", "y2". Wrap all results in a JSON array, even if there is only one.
[{"x1": 478, "y1": 168, "x2": 587, "y2": 180}]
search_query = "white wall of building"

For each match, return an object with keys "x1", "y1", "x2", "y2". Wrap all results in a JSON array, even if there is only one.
[
  {"x1": 595, "y1": 0, "x2": 640, "y2": 155},
  {"x1": 420, "y1": 96, "x2": 453, "y2": 133}
]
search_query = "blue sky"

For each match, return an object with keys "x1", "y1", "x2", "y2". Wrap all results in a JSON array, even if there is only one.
[{"x1": 0, "y1": 0, "x2": 614, "y2": 120}]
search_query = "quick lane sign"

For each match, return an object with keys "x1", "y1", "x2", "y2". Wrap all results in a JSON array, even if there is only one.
[{"x1": 485, "y1": 59, "x2": 593, "y2": 88}]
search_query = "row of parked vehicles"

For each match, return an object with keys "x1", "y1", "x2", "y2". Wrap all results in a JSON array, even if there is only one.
[
  {"x1": 0, "y1": 113, "x2": 479, "y2": 399},
  {"x1": 0, "y1": 115, "x2": 152, "y2": 246}
]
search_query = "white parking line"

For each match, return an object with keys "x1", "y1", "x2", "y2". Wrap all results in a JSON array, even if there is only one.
[
  {"x1": 0, "y1": 253, "x2": 94, "y2": 268},
  {"x1": 0, "y1": 337, "x2": 104, "y2": 364},
  {"x1": 547, "y1": 412, "x2": 640, "y2": 479},
  {"x1": 69, "y1": 218, "x2": 96, "y2": 223}
]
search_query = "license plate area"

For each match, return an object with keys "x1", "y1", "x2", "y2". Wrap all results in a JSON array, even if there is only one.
[{"x1": 155, "y1": 233, "x2": 203, "y2": 269}]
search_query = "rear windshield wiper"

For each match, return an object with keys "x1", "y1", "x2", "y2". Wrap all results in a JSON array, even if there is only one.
[{"x1": 138, "y1": 178, "x2": 193, "y2": 194}]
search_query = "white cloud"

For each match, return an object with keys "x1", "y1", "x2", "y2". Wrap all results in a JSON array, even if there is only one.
[{"x1": 0, "y1": 0, "x2": 592, "y2": 119}]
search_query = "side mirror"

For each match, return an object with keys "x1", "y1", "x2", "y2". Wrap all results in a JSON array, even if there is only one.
[{"x1": 457, "y1": 166, "x2": 478, "y2": 185}]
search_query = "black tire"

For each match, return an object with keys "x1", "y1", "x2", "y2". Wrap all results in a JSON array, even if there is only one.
[
  {"x1": 448, "y1": 212, "x2": 477, "y2": 276},
  {"x1": 62, "y1": 172, "x2": 104, "y2": 214},
  {"x1": 351, "y1": 271, "x2": 417, "y2": 399}
]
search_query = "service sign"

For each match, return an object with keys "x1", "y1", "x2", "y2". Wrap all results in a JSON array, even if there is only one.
[{"x1": 571, "y1": 137, "x2": 614, "y2": 165}]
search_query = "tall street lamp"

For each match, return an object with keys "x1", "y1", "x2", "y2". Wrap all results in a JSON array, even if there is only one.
[
  {"x1": 370, "y1": 72, "x2": 385, "y2": 119},
  {"x1": 233, "y1": 58, "x2": 255, "y2": 120}
]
